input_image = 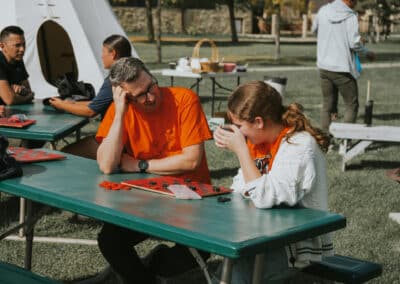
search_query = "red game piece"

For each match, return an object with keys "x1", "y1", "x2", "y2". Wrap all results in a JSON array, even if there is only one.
[{"x1": 99, "y1": 180, "x2": 132, "y2": 191}]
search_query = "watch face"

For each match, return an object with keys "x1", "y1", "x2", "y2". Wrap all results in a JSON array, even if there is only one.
[{"x1": 139, "y1": 160, "x2": 148, "y2": 171}]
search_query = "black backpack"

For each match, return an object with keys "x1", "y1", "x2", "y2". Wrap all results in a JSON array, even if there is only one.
[
  {"x1": 43, "y1": 73, "x2": 95, "y2": 106},
  {"x1": 54, "y1": 72, "x2": 95, "y2": 101},
  {"x1": 0, "y1": 136, "x2": 22, "y2": 181}
]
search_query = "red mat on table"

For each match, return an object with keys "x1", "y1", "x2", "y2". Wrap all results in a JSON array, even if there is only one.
[
  {"x1": 8, "y1": 147, "x2": 65, "y2": 163},
  {"x1": 0, "y1": 118, "x2": 36, "y2": 128},
  {"x1": 122, "y1": 176, "x2": 232, "y2": 197}
]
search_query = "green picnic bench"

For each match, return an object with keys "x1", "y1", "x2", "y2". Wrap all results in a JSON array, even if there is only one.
[
  {"x1": 0, "y1": 261, "x2": 59, "y2": 284},
  {"x1": 303, "y1": 254, "x2": 382, "y2": 283}
]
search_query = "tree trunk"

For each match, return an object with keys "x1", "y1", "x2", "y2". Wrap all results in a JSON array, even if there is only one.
[
  {"x1": 181, "y1": 7, "x2": 186, "y2": 34},
  {"x1": 145, "y1": 0, "x2": 154, "y2": 42},
  {"x1": 274, "y1": 13, "x2": 280, "y2": 60},
  {"x1": 227, "y1": 0, "x2": 238, "y2": 43},
  {"x1": 156, "y1": 0, "x2": 162, "y2": 63}
]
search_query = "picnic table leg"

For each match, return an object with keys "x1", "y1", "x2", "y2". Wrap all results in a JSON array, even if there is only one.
[
  {"x1": 50, "y1": 142, "x2": 56, "y2": 150},
  {"x1": 189, "y1": 78, "x2": 202, "y2": 96},
  {"x1": 211, "y1": 78, "x2": 216, "y2": 116},
  {"x1": 220, "y1": 257, "x2": 233, "y2": 284},
  {"x1": 170, "y1": 76, "x2": 174, "y2": 86},
  {"x1": 196, "y1": 78, "x2": 200, "y2": 96},
  {"x1": 76, "y1": 129, "x2": 81, "y2": 142},
  {"x1": 252, "y1": 253, "x2": 265, "y2": 284},
  {"x1": 24, "y1": 200, "x2": 33, "y2": 270},
  {"x1": 18, "y1": 198, "x2": 26, "y2": 237},
  {"x1": 339, "y1": 139, "x2": 374, "y2": 172},
  {"x1": 339, "y1": 139, "x2": 348, "y2": 171}
]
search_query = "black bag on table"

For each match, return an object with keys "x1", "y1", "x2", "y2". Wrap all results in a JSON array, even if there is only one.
[{"x1": 43, "y1": 72, "x2": 95, "y2": 105}]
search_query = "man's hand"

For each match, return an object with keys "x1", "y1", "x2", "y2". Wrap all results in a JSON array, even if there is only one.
[
  {"x1": 120, "y1": 153, "x2": 140, "y2": 172},
  {"x1": 49, "y1": 97, "x2": 68, "y2": 110},
  {"x1": 113, "y1": 86, "x2": 128, "y2": 116}
]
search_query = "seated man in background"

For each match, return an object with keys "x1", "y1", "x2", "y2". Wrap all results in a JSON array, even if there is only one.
[
  {"x1": 96, "y1": 57, "x2": 212, "y2": 283},
  {"x1": 0, "y1": 26, "x2": 34, "y2": 105},
  {"x1": 0, "y1": 25, "x2": 41, "y2": 148},
  {"x1": 49, "y1": 34, "x2": 132, "y2": 159}
]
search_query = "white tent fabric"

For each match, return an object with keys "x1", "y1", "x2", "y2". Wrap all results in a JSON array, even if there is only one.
[{"x1": 0, "y1": 0, "x2": 138, "y2": 98}]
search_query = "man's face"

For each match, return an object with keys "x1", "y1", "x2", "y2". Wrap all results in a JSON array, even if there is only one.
[
  {"x1": 0, "y1": 33, "x2": 26, "y2": 62},
  {"x1": 121, "y1": 71, "x2": 161, "y2": 112}
]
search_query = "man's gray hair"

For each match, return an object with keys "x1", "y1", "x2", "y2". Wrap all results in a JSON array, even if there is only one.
[{"x1": 109, "y1": 57, "x2": 152, "y2": 86}]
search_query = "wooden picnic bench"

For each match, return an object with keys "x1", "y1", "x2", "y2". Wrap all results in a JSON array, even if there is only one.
[{"x1": 329, "y1": 122, "x2": 400, "y2": 171}]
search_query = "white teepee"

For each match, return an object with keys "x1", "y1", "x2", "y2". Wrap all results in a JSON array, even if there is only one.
[{"x1": 0, "y1": 0, "x2": 139, "y2": 98}]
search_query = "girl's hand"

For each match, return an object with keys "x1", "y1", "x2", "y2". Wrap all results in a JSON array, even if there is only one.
[{"x1": 213, "y1": 124, "x2": 246, "y2": 155}]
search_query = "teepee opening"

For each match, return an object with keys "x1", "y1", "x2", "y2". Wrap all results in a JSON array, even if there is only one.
[{"x1": 37, "y1": 20, "x2": 78, "y2": 86}]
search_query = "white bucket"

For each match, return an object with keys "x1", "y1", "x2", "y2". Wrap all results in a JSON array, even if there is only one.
[{"x1": 264, "y1": 77, "x2": 287, "y2": 98}]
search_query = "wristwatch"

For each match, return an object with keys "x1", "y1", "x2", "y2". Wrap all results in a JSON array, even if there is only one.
[{"x1": 138, "y1": 160, "x2": 149, "y2": 173}]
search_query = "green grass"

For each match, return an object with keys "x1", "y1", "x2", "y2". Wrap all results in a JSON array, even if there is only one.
[{"x1": 1, "y1": 36, "x2": 400, "y2": 283}]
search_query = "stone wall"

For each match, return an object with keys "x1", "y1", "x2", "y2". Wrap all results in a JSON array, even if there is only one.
[{"x1": 112, "y1": 5, "x2": 253, "y2": 35}]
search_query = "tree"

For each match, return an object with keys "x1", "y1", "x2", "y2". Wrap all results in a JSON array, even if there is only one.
[
  {"x1": 156, "y1": 0, "x2": 162, "y2": 63},
  {"x1": 226, "y1": 0, "x2": 239, "y2": 43},
  {"x1": 216, "y1": 0, "x2": 239, "y2": 43},
  {"x1": 145, "y1": 0, "x2": 155, "y2": 42}
]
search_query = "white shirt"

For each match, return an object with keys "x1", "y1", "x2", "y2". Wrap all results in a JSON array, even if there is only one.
[{"x1": 231, "y1": 131, "x2": 333, "y2": 266}]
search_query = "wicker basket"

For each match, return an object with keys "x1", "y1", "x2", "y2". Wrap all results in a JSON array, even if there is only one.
[{"x1": 192, "y1": 38, "x2": 221, "y2": 73}]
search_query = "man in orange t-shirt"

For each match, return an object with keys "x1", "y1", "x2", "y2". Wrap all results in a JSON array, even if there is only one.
[{"x1": 96, "y1": 57, "x2": 212, "y2": 284}]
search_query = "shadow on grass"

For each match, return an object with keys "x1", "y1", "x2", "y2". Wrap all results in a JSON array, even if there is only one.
[
  {"x1": 368, "y1": 112, "x2": 400, "y2": 121},
  {"x1": 375, "y1": 52, "x2": 400, "y2": 62},
  {"x1": 0, "y1": 196, "x2": 61, "y2": 227},
  {"x1": 346, "y1": 160, "x2": 400, "y2": 171},
  {"x1": 210, "y1": 167, "x2": 238, "y2": 179}
]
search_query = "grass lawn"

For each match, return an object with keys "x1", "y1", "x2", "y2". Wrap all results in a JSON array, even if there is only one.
[{"x1": 1, "y1": 36, "x2": 400, "y2": 283}]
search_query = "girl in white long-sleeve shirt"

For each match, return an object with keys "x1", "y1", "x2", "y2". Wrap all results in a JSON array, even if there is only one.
[{"x1": 213, "y1": 80, "x2": 332, "y2": 283}]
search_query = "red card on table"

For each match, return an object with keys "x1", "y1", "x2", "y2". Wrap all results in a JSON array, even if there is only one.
[
  {"x1": 8, "y1": 147, "x2": 66, "y2": 163},
  {"x1": 0, "y1": 118, "x2": 36, "y2": 128},
  {"x1": 122, "y1": 176, "x2": 232, "y2": 197}
]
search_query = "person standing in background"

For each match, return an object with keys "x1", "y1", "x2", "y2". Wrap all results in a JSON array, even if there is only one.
[{"x1": 312, "y1": 0, "x2": 375, "y2": 133}]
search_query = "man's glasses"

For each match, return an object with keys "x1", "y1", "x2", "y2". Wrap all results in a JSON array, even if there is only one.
[{"x1": 127, "y1": 79, "x2": 158, "y2": 103}]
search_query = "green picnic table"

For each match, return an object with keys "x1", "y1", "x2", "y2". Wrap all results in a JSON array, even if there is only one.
[
  {"x1": 0, "y1": 152, "x2": 346, "y2": 284},
  {"x1": 0, "y1": 101, "x2": 89, "y2": 149},
  {"x1": 0, "y1": 100, "x2": 90, "y2": 237}
]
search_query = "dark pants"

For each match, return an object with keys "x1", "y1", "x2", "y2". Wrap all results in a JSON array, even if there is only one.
[
  {"x1": 98, "y1": 223, "x2": 210, "y2": 283},
  {"x1": 20, "y1": 140, "x2": 46, "y2": 149},
  {"x1": 319, "y1": 69, "x2": 359, "y2": 133}
]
